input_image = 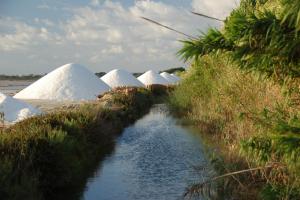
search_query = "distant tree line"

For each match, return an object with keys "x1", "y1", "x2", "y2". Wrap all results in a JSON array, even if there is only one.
[
  {"x1": 95, "y1": 67, "x2": 185, "y2": 78},
  {"x1": 95, "y1": 72, "x2": 106, "y2": 78},
  {"x1": 0, "y1": 67, "x2": 185, "y2": 80},
  {"x1": 0, "y1": 74, "x2": 43, "y2": 80},
  {"x1": 159, "y1": 67, "x2": 185, "y2": 74}
]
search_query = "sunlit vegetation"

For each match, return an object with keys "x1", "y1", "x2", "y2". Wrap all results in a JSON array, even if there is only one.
[
  {"x1": 0, "y1": 88, "x2": 154, "y2": 200},
  {"x1": 170, "y1": 0, "x2": 300, "y2": 199},
  {"x1": 179, "y1": 0, "x2": 300, "y2": 80}
]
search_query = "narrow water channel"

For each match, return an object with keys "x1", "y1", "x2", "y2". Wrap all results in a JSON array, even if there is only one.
[{"x1": 83, "y1": 104, "x2": 210, "y2": 200}]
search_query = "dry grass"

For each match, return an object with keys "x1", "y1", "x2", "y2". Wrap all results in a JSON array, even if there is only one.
[
  {"x1": 189, "y1": 55, "x2": 284, "y2": 143},
  {"x1": 169, "y1": 54, "x2": 300, "y2": 199}
]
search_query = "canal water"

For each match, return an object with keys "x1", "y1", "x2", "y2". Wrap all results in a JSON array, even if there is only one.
[{"x1": 83, "y1": 104, "x2": 211, "y2": 200}]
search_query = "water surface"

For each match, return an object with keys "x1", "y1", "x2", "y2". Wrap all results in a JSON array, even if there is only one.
[
  {"x1": 0, "y1": 80, "x2": 33, "y2": 96},
  {"x1": 83, "y1": 104, "x2": 210, "y2": 200}
]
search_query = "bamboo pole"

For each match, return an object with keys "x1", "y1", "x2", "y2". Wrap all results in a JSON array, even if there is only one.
[
  {"x1": 140, "y1": 16, "x2": 198, "y2": 40},
  {"x1": 190, "y1": 11, "x2": 224, "y2": 22}
]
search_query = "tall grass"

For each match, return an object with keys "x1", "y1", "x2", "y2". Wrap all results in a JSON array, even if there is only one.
[
  {"x1": 169, "y1": 0, "x2": 300, "y2": 198},
  {"x1": 169, "y1": 54, "x2": 300, "y2": 199}
]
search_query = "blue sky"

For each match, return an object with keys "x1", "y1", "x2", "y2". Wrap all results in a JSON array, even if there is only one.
[{"x1": 0, "y1": 0, "x2": 239, "y2": 75}]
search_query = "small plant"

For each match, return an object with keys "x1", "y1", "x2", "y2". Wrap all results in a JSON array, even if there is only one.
[{"x1": 0, "y1": 112, "x2": 4, "y2": 126}]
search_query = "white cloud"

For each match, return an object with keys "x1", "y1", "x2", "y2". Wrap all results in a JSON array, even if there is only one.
[
  {"x1": 66, "y1": 1, "x2": 216, "y2": 63},
  {"x1": 106, "y1": 29, "x2": 122, "y2": 43},
  {"x1": 191, "y1": 0, "x2": 240, "y2": 19},
  {"x1": 34, "y1": 18, "x2": 55, "y2": 27},
  {"x1": 0, "y1": 18, "x2": 54, "y2": 51},
  {"x1": 101, "y1": 45, "x2": 123, "y2": 54},
  {"x1": 0, "y1": 0, "x2": 222, "y2": 74},
  {"x1": 90, "y1": 0, "x2": 101, "y2": 7},
  {"x1": 37, "y1": 4, "x2": 51, "y2": 9}
]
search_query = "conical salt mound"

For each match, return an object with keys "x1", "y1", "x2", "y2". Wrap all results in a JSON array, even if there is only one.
[
  {"x1": 14, "y1": 63, "x2": 111, "y2": 101},
  {"x1": 101, "y1": 69, "x2": 145, "y2": 88},
  {"x1": 0, "y1": 92, "x2": 41, "y2": 123},
  {"x1": 160, "y1": 72, "x2": 178, "y2": 84},
  {"x1": 137, "y1": 70, "x2": 170, "y2": 86},
  {"x1": 170, "y1": 73, "x2": 181, "y2": 81}
]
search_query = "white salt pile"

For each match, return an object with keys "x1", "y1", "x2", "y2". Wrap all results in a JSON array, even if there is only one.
[
  {"x1": 170, "y1": 73, "x2": 181, "y2": 82},
  {"x1": 160, "y1": 72, "x2": 178, "y2": 84},
  {"x1": 101, "y1": 69, "x2": 144, "y2": 88},
  {"x1": 14, "y1": 63, "x2": 111, "y2": 101},
  {"x1": 0, "y1": 92, "x2": 41, "y2": 123},
  {"x1": 137, "y1": 70, "x2": 170, "y2": 86}
]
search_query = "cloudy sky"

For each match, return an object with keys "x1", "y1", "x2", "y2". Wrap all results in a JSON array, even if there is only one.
[{"x1": 0, "y1": 0, "x2": 239, "y2": 75}]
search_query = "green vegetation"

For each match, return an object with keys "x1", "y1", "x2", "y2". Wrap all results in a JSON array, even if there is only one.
[
  {"x1": 160, "y1": 67, "x2": 185, "y2": 74},
  {"x1": 169, "y1": 0, "x2": 300, "y2": 199},
  {"x1": 179, "y1": 0, "x2": 300, "y2": 79},
  {"x1": 95, "y1": 72, "x2": 106, "y2": 77},
  {"x1": 0, "y1": 88, "x2": 153, "y2": 200}
]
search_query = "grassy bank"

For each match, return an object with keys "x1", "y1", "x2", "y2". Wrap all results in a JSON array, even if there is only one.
[
  {"x1": 0, "y1": 88, "x2": 154, "y2": 200},
  {"x1": 169, "y1": 56, "x2": 300, "y2": 199},
  {"x1": 168, "y1": 0, "x2": 300, "y2": 199}
]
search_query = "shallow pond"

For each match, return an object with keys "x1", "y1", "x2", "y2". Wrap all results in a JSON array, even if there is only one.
[{"x1": 83, "y1": 104, "x2": 211, "y2": 200}]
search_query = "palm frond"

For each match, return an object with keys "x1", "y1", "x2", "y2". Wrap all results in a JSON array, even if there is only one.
[
  {"x1": 281, "y1": 0, "x2": 300, "y2": 31},
  {"x1": 177, "y1": 29, "x2": 233, "y2": 62}
]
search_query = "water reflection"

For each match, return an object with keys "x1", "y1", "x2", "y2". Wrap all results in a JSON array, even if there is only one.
[{"x1": 83, "y1": 104, "x2": 210, "y2": 200}]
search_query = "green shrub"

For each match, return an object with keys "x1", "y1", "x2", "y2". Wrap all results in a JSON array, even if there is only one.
[{"x1": 0, "y1": 89, "x2": 154, "y2": 199}]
